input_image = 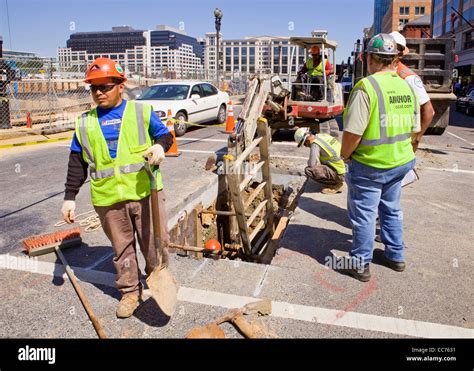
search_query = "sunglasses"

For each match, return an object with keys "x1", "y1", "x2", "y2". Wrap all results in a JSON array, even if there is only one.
[{"x1": 90, "y1": 84, "x2": 117, "y2": 93}]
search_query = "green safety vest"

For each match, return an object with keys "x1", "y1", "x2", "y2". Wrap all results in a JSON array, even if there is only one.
[
  {"x1": 344, "y1": 72, "x2": 418, "y2": 169},
  {"x1": 306, "y1": 57, "x2": 324, "y2": 77},
  {"x1": 75, "y1": 101, "x2": 164, "y2": 207},
  {"x1": 311, "y1": 133, "x2": 346, "y2": 175}
]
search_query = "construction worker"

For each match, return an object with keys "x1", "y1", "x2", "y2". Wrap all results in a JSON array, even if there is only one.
[
  {"x1": 300, "y1": 46, "x2": 334, "y2": 100},
  {"x1": 340, "y1": 34, "x2": 421, "y2": 282},
  {"x1": 390, "y1": 31, "x2": 435, "y2": 151},
  {"x1": 61, "y1": 57, "x2": 173, "y2": 318},
  {"x1": 294, "y1": 127, "x2": 345, "y2": 194}
]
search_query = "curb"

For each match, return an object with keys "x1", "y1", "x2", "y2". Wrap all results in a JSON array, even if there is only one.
[{"x1": 0, "y1": 136, "x2": 73, "y2": 149}]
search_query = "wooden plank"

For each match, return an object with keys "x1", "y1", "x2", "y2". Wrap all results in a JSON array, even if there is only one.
[
  {"x1": 234, "y1": 137, "x2": 263, "y2": 169},
  {"x1": 246, "y1": 199, "x2": 268, "y2": 229},
  {"x1": 252, "y1": 227, "x2": 271, "y2": 255},
  {"x1": 249, "y1": 218, "x2": 266, "y2": 242},
  {"x1": 244, "y1": 181, "x2": 266, "y2": 211},
  {"x1": 239, "y1": 161, "x2": 265, "y2": 193},
  {"x1": 256, "y1": 118, "x2": 275, "y2": 235},
  {"x1": 225, "y1": 156, "x2": 252, "y2": 255}
]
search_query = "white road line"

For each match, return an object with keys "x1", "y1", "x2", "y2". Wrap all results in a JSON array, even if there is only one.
[
  {"x1": 178, "y1": 137, "x2": 297, "y2": 147},
  {"x1": 1, "y1": 254, "x2": 472, "y2": 338},
  {"x1": 179, "y1": 148, "x2": 307, "y2": 160},
  {"x1": 190, "y1": 259, "x2": 208, "y2": 279},
  {"x1": 253, "y1": 265, "x2": 270, "y2": 297},
  {"x1": 179, "y1": 149, "x2": 227, "y2": 155},
  {"x1": 445, "y1": 131, "x2": 474, "y2": 146},
  {"x1": 84, "y1": 251, "x2": 115, "y2": 271},
  {"x1": 423, "y1": 167, "x2": 474, "y2": 174}
]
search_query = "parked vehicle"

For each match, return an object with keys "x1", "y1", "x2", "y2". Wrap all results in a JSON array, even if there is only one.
[
  {"x1": 136, "y1": 81, "x2": 229, "y2": 136},
  {"x1": 455, "y1": 88, "x2": 474, "y2": 116}
]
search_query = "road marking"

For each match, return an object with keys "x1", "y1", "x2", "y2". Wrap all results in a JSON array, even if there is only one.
[
  {"x1": 179, "y1": 148, "x2": 307, "y2": 160},
  {"x1": 445, "y1": 131, "x2": 474, "y2": 146},
  {"x1": 84, "y1": 251, "x2": 115, "y2": 271},
  {"x1": 423, "y1": 167, "x2": 474, "y2": 174},
  {"x1": 178, "y1": 137, "x2": 297, "y2": 147},
  {"x1": 253, "y1": 265, "x2": 270, "y2": 297},
  {"x1": 0, "y1": 136, "x2": 73, "y2": 149},
  {"x1": 190, "y1": 259, "x2": 208, "y2": 279},
  {"x1": 1, "y1": 254, "x2": 472, "y2": 338}
]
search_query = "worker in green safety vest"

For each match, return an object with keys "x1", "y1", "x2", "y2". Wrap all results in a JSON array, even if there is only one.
[
  {"x1": 294, "y1": 127, "x2": 345, "y2": 194},
  {"x1": 300, "y1": 45, "x2": 334, "y2": 100},
  {"x1": 340, "y1": 33, "x2": 421, "y2": 282},
  {"x1": 61, "y1": 57, "x2": 174, "y2": 318}
]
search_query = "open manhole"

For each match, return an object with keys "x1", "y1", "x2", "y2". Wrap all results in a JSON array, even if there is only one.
[{"x1": 167, "y1": 173, "x2": 306, "y2": 265}]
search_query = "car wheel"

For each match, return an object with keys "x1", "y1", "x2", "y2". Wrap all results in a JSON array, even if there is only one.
[
  {"x1": 174, "y1": 112, "x2": 188, "y2": 137},
  {"x1": 455, "y1": 104, "x2": 461, "y2": 112},
  {"x1": 466, "y1": 106, "x2": 473, "y2": 116},
  {"x1": 217, "y1": 104, "x2": 227, "y2": 124}
]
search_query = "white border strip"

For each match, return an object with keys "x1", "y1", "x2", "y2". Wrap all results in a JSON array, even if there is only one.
[
  {"x1": 445, "y1": 131, "x2": 474, "y2": 146},
  {"x1": 1, "y1": 255, "x2": 472, "y2": 339}
]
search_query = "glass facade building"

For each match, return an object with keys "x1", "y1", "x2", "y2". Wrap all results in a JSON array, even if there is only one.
[{"x1": 374, "y1": 0, "x2": 391, "y2": 34}]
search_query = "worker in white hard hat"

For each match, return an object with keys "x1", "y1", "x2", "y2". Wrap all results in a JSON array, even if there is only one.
[
  {"x1": 389, "y1": 31, "x2": 435, "y2": 151},
  {"x1": 294, "y1": 127, "x2": 345, "y2": 194}
]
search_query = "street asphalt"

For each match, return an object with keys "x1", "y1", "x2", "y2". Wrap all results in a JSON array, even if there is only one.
[{"x1": 0, "y1": 104, "x2": 472, "y2": 338}]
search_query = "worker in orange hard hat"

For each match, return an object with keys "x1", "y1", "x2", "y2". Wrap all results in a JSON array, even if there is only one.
[
  {"x1": 300, "y1": 45, "x2": 334, "y2": 100},
  {"x1": 62, "y1": 57, "x2": 174, "y2": 319}
]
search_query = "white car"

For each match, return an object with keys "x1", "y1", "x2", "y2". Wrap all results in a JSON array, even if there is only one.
[{"x1": 136, "y1": 81, "x2": 229, "y2": 136}]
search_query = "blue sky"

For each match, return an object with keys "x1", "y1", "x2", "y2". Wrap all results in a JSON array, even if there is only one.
[{"x1": 0, "y1": 0, "x2": 373, "y2": 62}]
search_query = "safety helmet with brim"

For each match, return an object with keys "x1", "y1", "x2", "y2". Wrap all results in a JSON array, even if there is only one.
[
  {"x1": 365, "y1": 33, "x2": 398, "y2": 56},
  {"x1": 294, "y1": 127, "x2": 311, "y2": 148}
]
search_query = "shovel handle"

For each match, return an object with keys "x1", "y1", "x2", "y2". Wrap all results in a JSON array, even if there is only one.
[{"x1": 144, "y1": 161, "x2": 162, "y2": 250}]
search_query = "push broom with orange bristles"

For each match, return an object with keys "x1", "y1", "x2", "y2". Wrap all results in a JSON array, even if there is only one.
[{"x1": 22, "y1": 227, "x2": 107, "y2": 339}]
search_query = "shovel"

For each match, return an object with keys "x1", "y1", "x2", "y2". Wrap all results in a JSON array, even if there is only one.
[{"x1": 143, "y1": 161, "x2": 179, "y2": 316}]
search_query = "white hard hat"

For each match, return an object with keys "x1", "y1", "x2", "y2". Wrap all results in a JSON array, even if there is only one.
[
  {"x1": 294, "y1": 127, "x2": 311, "y2": 147},
  {"x1": 389, "y1": 31, "x2": 410, "y2": 55}
]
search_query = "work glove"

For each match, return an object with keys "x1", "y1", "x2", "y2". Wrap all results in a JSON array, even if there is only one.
[
  {"x1": 61, "y1": 200, "x2": 76, "y2": 224},
  {"x1": 143, "y1": 144, "x2": 165, "y2": 165}
]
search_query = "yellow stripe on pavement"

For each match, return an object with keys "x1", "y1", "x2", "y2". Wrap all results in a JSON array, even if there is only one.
[{"x1": 0, "y1": 136, "x2": 73, "y2": 149}]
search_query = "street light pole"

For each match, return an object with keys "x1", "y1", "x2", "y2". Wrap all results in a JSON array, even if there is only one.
[{"x1": 214, "y1": 8, "x2": 223, "y2": 87}]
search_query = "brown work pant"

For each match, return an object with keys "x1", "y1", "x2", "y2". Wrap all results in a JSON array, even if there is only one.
[
  {"x1": 94, "y1": 191, "x2": 169, "y2": 298},
  {"x1": 305, "y1": 164, "x2": 344, "y2": 186}
]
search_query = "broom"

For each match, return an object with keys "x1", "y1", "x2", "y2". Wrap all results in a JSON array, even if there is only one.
[{"x1": 22, "y1": 227, "x2": 107, "y2": 339}]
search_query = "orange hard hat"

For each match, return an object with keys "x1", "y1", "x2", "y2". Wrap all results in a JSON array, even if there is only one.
[
  {"x1": 84, "y1": 57, "x2": 127, "y2": 84},
  {"x1": 205, "y1": 239, "x2": 221, "y2": 251},
  {"x1": 311, "y1": 46, "x2": 320, "y2": 54}
]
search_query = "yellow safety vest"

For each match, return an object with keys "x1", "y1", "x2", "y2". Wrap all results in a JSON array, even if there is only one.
[
  {"x1": 311, "y1": 133, "x2": 346, "y2": 175},
  {"x1": 306, "y1": 57, "x2": 324, "y2": 77},
  {"x1": 344, "y1": 72, "x2": 417, "y2": 169},
  {"x1": 75, "y1": 101, "x2": 164, "y2": 207}
]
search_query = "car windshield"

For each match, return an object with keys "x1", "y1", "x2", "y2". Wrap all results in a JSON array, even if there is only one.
[{"x1": 137, "y1": 85, "x2": 190, "y2": 100}]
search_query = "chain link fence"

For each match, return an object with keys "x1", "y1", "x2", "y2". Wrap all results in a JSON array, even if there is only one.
[{"x1": 0, "y1": 57, "x2": 251, "y2": 131}]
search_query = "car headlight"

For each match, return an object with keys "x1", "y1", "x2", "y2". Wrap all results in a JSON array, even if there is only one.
[{"x1": 156, "y1": 110, "x2": 166, "y2": 118}]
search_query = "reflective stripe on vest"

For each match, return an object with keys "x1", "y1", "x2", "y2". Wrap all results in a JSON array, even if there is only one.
[
  {"x1": 359, "y1": 75, "x2": 415, "y2": 146},
  {"x1": 76, "y1": 101, "x2": 164, "y2": 206},
  {"x1": 311, "y1": 134, "x2": 345, "y2": 175},
  {"x1": 80, "y1": 102, "x2": 148, "y2": 179},
  {"x1": 397, "y1": 63, "x2": 417, "y2": 80},
  {"x1": 312, "y1": 136, "x2": 342, "y2": 164}
]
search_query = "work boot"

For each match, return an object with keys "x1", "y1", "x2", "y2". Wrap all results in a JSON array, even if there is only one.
[
  {"x1": 380, "y1": 254, "x2": 406, "y2": 272},
  {"x1": 116, "y1": 288, "x2": 143, "y2": 319},
  {"x1": 321, "y1": 183, "x2": 344, "y2": 194},
  {"x1": 338, "y1": 261, "x2": 371, "y2": 282}
]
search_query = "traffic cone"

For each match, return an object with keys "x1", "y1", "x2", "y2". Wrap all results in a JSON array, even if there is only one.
[
  {"x1": 165, "y1": 109, "x2": 181, "y2": 157},
  {"x1": 225, "y1": 101, "x2": 235, "y2": 134},
  {"x1": 26, "y1": 112, "x2": 32, "y2": 128}
]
